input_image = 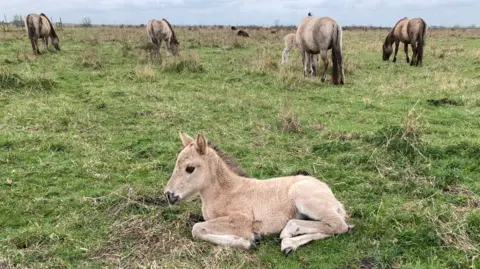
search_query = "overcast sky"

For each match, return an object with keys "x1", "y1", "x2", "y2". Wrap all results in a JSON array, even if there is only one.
[{"x1": 2, "y1": 0, "x2": 479, "y2": 26}]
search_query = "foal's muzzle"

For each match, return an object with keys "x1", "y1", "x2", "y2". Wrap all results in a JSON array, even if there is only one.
[{"x1": 165, "y1": 191, "x2": 180, "y2": 205}]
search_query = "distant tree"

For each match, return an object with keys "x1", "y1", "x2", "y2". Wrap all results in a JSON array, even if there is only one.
[
  {"x1": 12, "y1": 14, "x2": 23, "y2": 27},
  {"x1": 274, "y1": 19, "x2": 280, "y2": 28},
  {"x1": 81, "y1": 17, "x2": 92, "y2": 27}
]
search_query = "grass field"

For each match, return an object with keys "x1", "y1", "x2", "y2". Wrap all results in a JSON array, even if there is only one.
[{"x1": 1, "y1": 26, "x2": 480, "y2": 268}]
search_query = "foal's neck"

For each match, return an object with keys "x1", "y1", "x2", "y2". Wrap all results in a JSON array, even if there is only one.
[{"x1": 200, "y1": 153, "x2": 247, "y2": 199}]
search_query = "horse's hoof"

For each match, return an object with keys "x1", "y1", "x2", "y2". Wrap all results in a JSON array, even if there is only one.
[
  {"x1": 347, "y1": 225, "x2": 355, "y2": 233},
  {"x1": 321, "y1": 78, "x2": 326, "y2": 82},
  {"x1": 283, "y1": 247, "x2": 294, "y2": 256},
  {"x1": 392, "y1": 58, "x2": 397, "y2": 63}
]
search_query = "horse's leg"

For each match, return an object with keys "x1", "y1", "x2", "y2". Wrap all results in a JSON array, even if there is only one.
[
  {"x1": 311, "y1": 54, "x2": 318, "y2": 76},
  {"x1": 191, "y1": 216, "x2": 258, "y2": 250},
  {"x1": 392, "y1": 40, "x2": 399, "y2": 63},
  {"x1": 29, "y1": 38, "x2": 37, "y2": 55},
  {"x1": 157, "y1": 40, "x2": 162, "y2": 56},
  {"x1": 43, "y1": 37, "x2": 48, "y2": 51},
  {"x1": 279, "y1": 180, "x2": 350, "y2": 254},
  {"x1": 303, "y1": 52, "x2": 310, "y2": 77},
  {"x1": 320, "y1": 50, "x2": 328, "y2": 82},
  {"x1": 404, "y1": 43, "x2": 410, "y2": 63},
  {"x1": 33, "y1": 38, "x2": 41, "y2": 55},
  {"x1": 410, "y1": 41, "x2": 417, "y2": 66}
]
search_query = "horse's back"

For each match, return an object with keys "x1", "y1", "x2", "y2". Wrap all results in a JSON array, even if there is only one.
[
  {"x1": 296, "y1": 16, "x2": 338, "y2": 53},
  {"x1": 408, "y1": 18, "x2": 427, "y2": 37}
]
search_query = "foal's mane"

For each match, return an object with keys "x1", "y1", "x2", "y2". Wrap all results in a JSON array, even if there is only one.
[
  {"x1": 207, "y1": 140, "x2": 250, "y2": 178},
  {"x1": 40, "y1": 13, "x2": 57, "y2": 38},
  {"x1": 162, "y1": 19, "x2": 179, "y2": 45}
]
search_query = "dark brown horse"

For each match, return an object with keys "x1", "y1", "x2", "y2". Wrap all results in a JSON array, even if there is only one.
[
  {"x1": 24, "y1": 13, "x2": 60, "y2": 54},
  {"x1": 231, "y1": 26, "x2": 250, "y2": 37},
  {"x1": 382, "y1": 17, "x2": 427, "y2": 66}
]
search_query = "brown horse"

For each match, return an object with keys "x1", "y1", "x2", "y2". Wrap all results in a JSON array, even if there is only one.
[
  {"x1": 24, "y1": 13, "x2": 60, "y2": 54},
  {"x1": 147, "y1": 19, "x2": 180, "y2": 57},
  {"x1": 382, "y1": 17, "x2": 427, "y2": 66}
]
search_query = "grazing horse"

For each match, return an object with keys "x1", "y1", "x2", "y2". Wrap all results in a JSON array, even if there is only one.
[
  {"x1": 296, "y1": 16, "x2": 345, "y2": 85},
  {"x1": 281, "y1": 33, "x2": 297, "y2": 64},
  {"x1": 147, "y1": 19, "x2": 180, "y2": 57},
  {"x1": 24, "y1": 13, "x2": 60, "y2": 54},
  {"x1": 382, "y1": 17, "x2": 427, "y2": 66},
  {"x1": 164, "y1": 132, "x2": 352, "y2": 254}
]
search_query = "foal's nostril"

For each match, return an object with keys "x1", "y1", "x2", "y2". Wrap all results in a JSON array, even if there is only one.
[{"x1": 165, "y1": 191, "x2": 180, "y2": 204}]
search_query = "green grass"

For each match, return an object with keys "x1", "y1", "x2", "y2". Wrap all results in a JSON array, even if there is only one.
[{"x1": 1, "y1": 26, "x2": 480, "y2": 269}]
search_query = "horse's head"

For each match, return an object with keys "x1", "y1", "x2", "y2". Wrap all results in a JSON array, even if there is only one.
[
  {"x1": 170, "y1": 41, "x2": 180, "y2": 56},
  {"x1": 382, "y1": 41, "x2": 392, "y2": 61},
  {"x1": 51, "y1": 36, "x2": 60, "y2": 51},
  {"x1": 164, "y1": 132, "x2": 210, "y2": 205}
]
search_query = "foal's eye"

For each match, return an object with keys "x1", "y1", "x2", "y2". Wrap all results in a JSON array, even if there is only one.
[{"x1": 185, "y1": 166, "x2": 195, "y2": 174}]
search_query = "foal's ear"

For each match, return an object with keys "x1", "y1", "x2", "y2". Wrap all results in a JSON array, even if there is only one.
[
  {"x1": 196, "y1": 134, "x2": 207, "y2": 155},
  {"x1": 179, "y1": 131, "x2": 194, "y2": 147}
]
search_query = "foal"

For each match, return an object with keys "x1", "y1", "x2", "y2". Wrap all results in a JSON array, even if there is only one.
[
  {"x1": 164, "y1": 132, "x2": 351, "y2": 254},
  {"x1": 281, "y1": 33, "x2": 296, "y2": 64}
]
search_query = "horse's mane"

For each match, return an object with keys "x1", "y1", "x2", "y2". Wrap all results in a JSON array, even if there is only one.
[
  {"x1": 207, "y1": 140, "x2": 250, "y2": 178},
  {"x1": 392, "y1": 17, "x2": 408, "y2": 31},
  {"x1": 162, "y1": 19, "x2": 178, "y2": 45},
  {"x1": 40, "y1": 13, "x2": 57, "y2": 38},
  {"x1": 385, "y1": 17, "x2": 408, "y2": 44}
]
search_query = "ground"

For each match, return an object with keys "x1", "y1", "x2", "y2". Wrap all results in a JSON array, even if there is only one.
[{"x1": 1, "y1": 26, "x2": 480, "y2": 269}]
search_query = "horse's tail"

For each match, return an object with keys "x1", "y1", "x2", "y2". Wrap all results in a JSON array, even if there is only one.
[
  {"x1": 25, "y1": 14, "x2": 34, "y2": 39},
  {"x1": 331, "y1": 22, "x2": 344, "y2": 85},
  {"x1": 162, "y1": 19, "x2": 179, "y2": 45},
  {"x1": 40, "y1": 13, "x2": 57, "y2": 38},
  {"x1": 417, "y1": 19, "x2": 427, "y2": 66}
]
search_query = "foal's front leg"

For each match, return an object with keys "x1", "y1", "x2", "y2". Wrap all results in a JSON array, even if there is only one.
[{"x1": 191, "y1": 216, "x2": 259, "y2": 249}]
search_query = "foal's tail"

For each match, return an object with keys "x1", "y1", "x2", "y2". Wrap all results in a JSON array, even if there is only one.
[
  {"x1": 417, "y1": 19, "x2": 427, "y2": 66},
  {"x1": 331, "y1": 22, "x2": 344, "y2": 85}
]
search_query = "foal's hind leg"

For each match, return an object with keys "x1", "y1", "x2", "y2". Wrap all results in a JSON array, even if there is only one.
[
  {"x1": 282, "y1": 44, "x2": 293, "y2": 64},
  {"x1": 319, "y1": 50, "x2": 328, "y2": 82},
  {"x1": 280, "y1": 180, "x2": 350, "y2": 254},
  {"x1": 404, "y1": 43, "x2": 410, "y2": 63},
  {"x1": 191, "y1": 216, "x2": 258, "y2": 249}
]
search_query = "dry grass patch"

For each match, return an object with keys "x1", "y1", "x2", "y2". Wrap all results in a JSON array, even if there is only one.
[{"x1": 279, "y1": 104, "x2": 301, "y2": 133}]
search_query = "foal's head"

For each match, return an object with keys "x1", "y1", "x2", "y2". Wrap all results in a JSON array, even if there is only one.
[{"x1": 164, "y1": 132, "x2": 213, "y2": 205}]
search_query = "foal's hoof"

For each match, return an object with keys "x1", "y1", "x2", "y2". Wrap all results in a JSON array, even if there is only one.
[
  {"x1": 249, "y1": 232, "x2": 261, "y2": 250},
  {"x1": 347, "y1": 225, "x2": 355, "y2": 233},
  {"x1": 283, "y1": 247, "x2": 294, "y2": 256},
  {"x1": 253, "y1": 232, "x2": 261, "y2": 245}
]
